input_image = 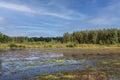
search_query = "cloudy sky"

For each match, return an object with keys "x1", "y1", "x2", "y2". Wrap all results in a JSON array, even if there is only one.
[{"x1": 0, "y1": 0, "x2": 120, "y2": 37}]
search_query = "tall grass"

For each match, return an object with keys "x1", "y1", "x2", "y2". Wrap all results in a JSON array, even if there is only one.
[{"x1": 0, "y1": 42, "x2": 120, "y2": 49}]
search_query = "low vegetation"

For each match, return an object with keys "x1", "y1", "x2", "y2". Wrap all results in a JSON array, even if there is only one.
[
  {"x1": 23, "y1": 62, "x2": 38, "y2": 67},
  {"x1": 35, "y1": 70, "x2": 120, "y2": 80},
  {"x1": 41, "y1": 59, "x2": 64, "y2": 63},
  {"x1": 101, "y1": 61, "x2": 120, "y2": 67}
]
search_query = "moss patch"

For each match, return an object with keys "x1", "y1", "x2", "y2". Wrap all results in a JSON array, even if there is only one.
[
  {"x1": 42, "y1": 59, "x2": 64, "y2": 63},
  {"x1": 23, "y1": 62, "x2": 38, "y2": 66},
  {"x1": 35, "y1": 75, "x2": 59, "y2": 80}
]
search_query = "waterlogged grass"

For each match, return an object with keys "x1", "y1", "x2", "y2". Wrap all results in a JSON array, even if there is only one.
[
  {"x1": 34, "y1": 70, "x2": 117, "y2": 80},
  {"x1": 101, "y1": 61, "x2": 120, "y2": 67},
  {"x1": 62, "y1": 74, "x2": 75, "y2": 79},
  {"x1": 55, "y1": 60, "x2": 64, "y2": 63},
  {"x1": 85, "y1": 66, "x2": 93, "y2": 69},
  {"x1": 79, "y1": 58, "x2": 86, "y2": 62},
  {"x1": 113, "y1": 62, "x2": 120, "y2": 66},
  {"x1": 42, "y1": 59, "x2": 64, "y2": 63},
  {"x1": 23, "y1": 62, "x2": 38, "y2": 67},
  {"x1": 101, "y1": 61, "x2": 110, "y2": 65},
  {"x1": 35, "y1": 75, "x2": 59, "y2": 80}
]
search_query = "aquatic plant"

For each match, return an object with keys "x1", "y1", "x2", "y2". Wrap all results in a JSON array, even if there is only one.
[
  {"x1": 34, "y1": 70, "x2": 113, "y2": 80},
  {"x1": 101, "y1": 61, "x2": 110, "y2": 65},
  {"x1": 35, "y1": 75, "x2": 59, "y2": 80},
  {"x1": 113, "y1": 62, "x2": 120, "y2": 66},
  {"x1": 79, "y1": 58, "x2": 86, "y2": 62},
  {"x1": 42, "y1": 59, "x2": 64, "y2": 63},
  {"x1": 101, "y1": 61, "x2": 120, "y2": 67},
  {"x1": 23, "y1": 62, "x2": 37, "y2": 66},
  {"x1": 62, "y1": 74, "x2": 75, "y2": 79}
]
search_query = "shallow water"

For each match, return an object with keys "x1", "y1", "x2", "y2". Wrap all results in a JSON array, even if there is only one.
[{"x1": 0, "y1": 49, "x2": 120, "y2": 80}]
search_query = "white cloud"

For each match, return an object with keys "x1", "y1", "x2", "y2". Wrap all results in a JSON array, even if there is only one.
[
  {"x1": 0, "y1": 17, "x2": 5, "y2": 24},
  {"x1": 0, "y1": 2, "x2": 86, "y2": 20},
  {"x1": 0, "y1": 2, "x2": 35, "y2": 13},
  {"x1": 43, "y1": 12, "x2": 73, "y2": 20},
  {"x1": 89, "y1": 16, "x2": 118, "y2": 25},
  {"x1": 0, "y1": 17, "x2": 4, "y2": 21},
  {"x1": 89, "y1": 1, "x2": 120, "y2": 25}
]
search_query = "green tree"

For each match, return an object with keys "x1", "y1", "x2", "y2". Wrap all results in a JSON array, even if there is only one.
[{"x1": 63, "y1": 32, "x2": 71, "y2": 43}]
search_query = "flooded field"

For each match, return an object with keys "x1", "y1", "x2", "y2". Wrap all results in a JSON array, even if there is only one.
[{"x1": 0, "y1": 48, "x2": 120, "y2": 80}]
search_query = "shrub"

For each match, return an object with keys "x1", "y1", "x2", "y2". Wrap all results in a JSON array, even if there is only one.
[
  {"x1": 66, "y1": 43, "x2": 77, "y2": 47},
  {"x1": 9, "y1": 43, "x2": 18, "y2": 48}
]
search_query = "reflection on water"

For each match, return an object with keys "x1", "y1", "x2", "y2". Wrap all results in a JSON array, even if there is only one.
[{"x1": 0, "y1": 49, "x2": 119, "y2": 80}]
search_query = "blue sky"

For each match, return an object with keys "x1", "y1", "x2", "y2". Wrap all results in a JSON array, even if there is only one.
[{"x1": 0, "y1": 0, "x2": 120, "y2": 37}]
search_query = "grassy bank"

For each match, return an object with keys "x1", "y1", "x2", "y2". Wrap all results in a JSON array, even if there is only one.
[
  {"x1": 1, "y1": 42, "x2": 120, "y2": 49},
  {"x1": 35, "y1": 70, "x2": 120, "y2": 80}
]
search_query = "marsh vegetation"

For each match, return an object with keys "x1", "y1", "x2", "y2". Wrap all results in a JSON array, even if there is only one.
[{"x1": 0, "y1": 48, "x2": 120, "y2": 80}]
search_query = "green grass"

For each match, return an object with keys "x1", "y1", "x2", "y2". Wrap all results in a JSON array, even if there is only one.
[
  {"x1": 35, "y1": 75, "x2": 59, "y2": 80},
  {"x1": 62, "y1": 74, "x2": 75, "y2": 79},
  {"x1": 79, "y1": 59, "x2": 86, "y2": 62},
  {"x1": 101, "y1": 61, "x2": 120, "y2": 67},
  {"x1": 22, "y1": 62, "x2": 38, "y2": 66},
  {"x1": 1, "y1": 42, "x2": 120, "y2": 49},
  {"x1": 101, "y1": 61, "x2": 110, "y2": 65},
  {"x1": 34, "y1": 70, "x2": 116, "y2": 80},
  {"x1": 41, "y1": 59, "x2": 64, "y2": 63},
  {"x1": 113, "y1": 62, "x2": 120, "y2": 66},
  {"x1": 42, "y1": 75, "x2": 59, "y2": 80}
]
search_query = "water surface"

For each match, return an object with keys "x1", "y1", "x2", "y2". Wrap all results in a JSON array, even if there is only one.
[{"x1": 0, "y1": 49, "x2": 120, "y2": 80}]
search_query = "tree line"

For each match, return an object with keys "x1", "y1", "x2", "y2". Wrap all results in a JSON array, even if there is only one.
[
  {"x1": 0, "y1": 28, "x2": 120, "y2": 44},
  {"x1": 0, "y1": 32, "x2": 62, "y2": 43},
  {"x1": 63, "y1": 28, "x2": 120, "y2": 44}
]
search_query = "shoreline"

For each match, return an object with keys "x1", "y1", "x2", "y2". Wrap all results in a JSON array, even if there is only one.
[{"x1": 0, "y1": 47, "x2": 120, "y2": 56}]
